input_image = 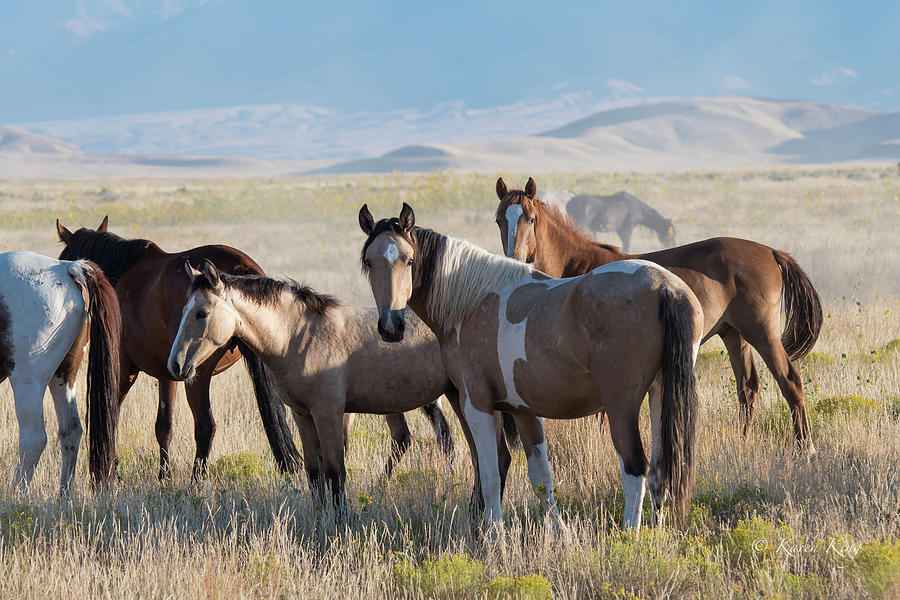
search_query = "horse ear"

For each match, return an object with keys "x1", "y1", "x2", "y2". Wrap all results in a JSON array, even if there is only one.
[
  {"x1": 97, "y1": 215, "x2": 109, "y2": 232},
  {"x1": 399, "y1": 202, "x2": 415, "y2": 232},
  {"x1": 496, "y1": 177, "x2": 508, "y2": 200},
  {"x1": 201, "y1": 258, "x2": 222, "y2": 289},
  {"x1": 358, "y1": 204, "x2": 375, "y2": 235},
  {"x1": 56, "y1": 219, "x2": 73, "y2": 244},
  {"x1": 184, "y1": 260, "x2": 202, "y2": 280},
  {"x1": 524, "y1": 177, "x2": 537, "y2": 199}
]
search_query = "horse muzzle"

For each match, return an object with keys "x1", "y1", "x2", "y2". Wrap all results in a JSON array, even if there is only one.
[
  {"x1": 167, "y1": 356, "x2": 196, "y2": 381},
  {"x1": 377, "y1": 309, "x2": 406, "y2": 342}
]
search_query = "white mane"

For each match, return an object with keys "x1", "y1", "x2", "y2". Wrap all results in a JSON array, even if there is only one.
[{"x1": 425, "y1": 235, "x2": 534, "y2": 331}]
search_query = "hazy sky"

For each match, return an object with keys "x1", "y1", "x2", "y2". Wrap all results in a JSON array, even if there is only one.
[{"x1": 1, "y1": 0, "x2": 898, "y2": 122}]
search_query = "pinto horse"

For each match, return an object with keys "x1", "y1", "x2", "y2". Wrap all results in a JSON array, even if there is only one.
[
  {"x1": 165, "y1": 261, "x2": 487, "y2": 508},
  {"x1": 0, "y1": 251, "x2": 120, "y2": 492},
  {"x1": 496, "y1": 177, "x2": 824, "y2": 450},
  {"x1": 359, "y1": 201, "x2": 704, "y2": 532}
]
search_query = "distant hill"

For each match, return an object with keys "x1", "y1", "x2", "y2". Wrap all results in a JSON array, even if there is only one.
[
  {"x1": 5, "y1": 97, "x2": 900, "y2": 177},
  {"x1": 318, "y1": 97, "x2": 899, "y2": 173},
  {"x1": 0, "y1": 125, "x2": 84, "y2": 156}
]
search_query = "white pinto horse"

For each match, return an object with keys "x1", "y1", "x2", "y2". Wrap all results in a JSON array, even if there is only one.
[{"x1": 0, "y1": 251, "x2": 121, "y2": 493}]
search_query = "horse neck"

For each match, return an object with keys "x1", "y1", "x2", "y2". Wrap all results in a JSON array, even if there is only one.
[
  {"x1": 535, "y1": 205, "x2": 629, "y2": 277},
  {"x1": 640, "y1": 206, "x2": 670, "y2": 235},
  {"x1": 230, "y1": 289, "x2": 308, "y2": 360},
  {"x1": 410, "y1": 227, "x2": 531, "y2": 335}
]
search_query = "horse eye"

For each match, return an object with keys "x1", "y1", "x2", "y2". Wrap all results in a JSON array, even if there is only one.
[
  {"x1": 197, "y1": 310, "x2": 209, "y2": 320},
  {"x1": 529, "y1": 217, "x2": 536, "y2": 224},
  {"x1": 406, "y1": 258, "x2": 414, "y2": 267},
  {"x1": 364, "y1": 258, "x2": 371, "y2": 268}
]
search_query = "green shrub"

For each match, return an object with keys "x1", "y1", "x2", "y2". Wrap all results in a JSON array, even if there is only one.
[
  {"x1": 485, "y1": 574, "x2": 553, "y2": 600},
  {"x1": 855, "y1": 541, "x2": 900, "y2": 599},
  {"x1": 209, "y1": 451, "x2": 277, "y2": 488},
  {"x1": 393, "y1": 553, "x2": 485, "y2": 598}
]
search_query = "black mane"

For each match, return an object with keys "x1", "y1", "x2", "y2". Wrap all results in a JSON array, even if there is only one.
[
  {"x1": 360, "y1": 217, "x2": 445, "y2": 290},
  {"x1": 60, "y1": 229, "x2": 154, "y2": 286},
  {"x1": 191, "y1": 272, "x2": 339, "y2": 316}
]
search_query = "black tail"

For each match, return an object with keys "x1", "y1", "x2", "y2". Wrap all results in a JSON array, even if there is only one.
[
  {"x1": 501, "y1": 412, "x2": 520, "y2": 449},
  {"x1": 236, "y1": 339, "x2": 301, "y2": 473},
  {"x1": 773, "y1": 250, "x2": 824, "y2": 361},
  {"x1": 79, "y1": 262, "x2": 122, "y2": 489},
  {"x1": 657, "y1": 286, "x2": 700, "y2": 528}
]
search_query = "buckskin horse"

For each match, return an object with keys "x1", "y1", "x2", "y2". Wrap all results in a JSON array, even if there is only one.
[
  {"x1": 164, "y1": 261, "x2": 505, "y2": 508},
  {"x1": 359, "y1": 201, "x2": 703, "y2": 532},
  {"x1": 495, "y1": 177, "x2": 823, "y2": 451},
  {"x1": 0, "y1": 250, "x2": 120, "y2": 492},
  {"x1": 56, "y1": 217, "x2": 454, "y2": 480}
]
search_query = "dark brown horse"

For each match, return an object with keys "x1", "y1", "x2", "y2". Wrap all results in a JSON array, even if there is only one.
[
  {"x1": 496, "y1": 177, "x2": 824, "y2": 450},
  {"x1": 56, "y1": 217, "x2": 301, "y2": 479}
]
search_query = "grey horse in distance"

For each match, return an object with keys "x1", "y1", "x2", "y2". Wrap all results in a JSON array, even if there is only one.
[{"x1": 565, "y1": 191, "x2": 676, "y2": 252}]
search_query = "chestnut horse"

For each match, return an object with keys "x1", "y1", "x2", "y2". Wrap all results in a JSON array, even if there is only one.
[
  {"x1": 359, "y1": 201, "x2": 704, "y2": 532},
  {"x1": 166, "y1": 261, "x2": 496, "y2": 508},
  {"x1": 495, "y1": 177, "x2": 823, "y2": 450},
  {"x1": 56, "y1": 217, "x2": 454, "y2": 481},
  {"x1": 0, "y1": 251, "x2": 120, "y2": 492}
]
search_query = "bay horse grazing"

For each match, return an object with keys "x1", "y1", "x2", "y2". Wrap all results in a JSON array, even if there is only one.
[
  {"x1": 56, "y1": 217, "x2": 302, "y2": 479},
  {"x1": 566, "y1": 191, "x2": 676, "y2": 251},
  {"x1": 496, "y1": 177, "x2": 824, "y2": 450},
  {"x1": 0, "y1": 251, "x2": 120, "y2": 492},
  {"x1": 166, "y1": 261, "x2": 477, "y2": 508},
  {"x1": 359, "y1": 202, "x2": 704, "y2": 532}
]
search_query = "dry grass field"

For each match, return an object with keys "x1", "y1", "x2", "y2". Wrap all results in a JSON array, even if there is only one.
[{"x1": 0, "y1": 166, "x2": 898, "y2": 599}]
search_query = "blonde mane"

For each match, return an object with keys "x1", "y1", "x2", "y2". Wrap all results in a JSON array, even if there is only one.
[{"x1": 423, "y1": 233, "x2": 534, "y2": 331}]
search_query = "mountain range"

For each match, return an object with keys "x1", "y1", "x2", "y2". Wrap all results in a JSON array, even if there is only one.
[{"x1": 3, "y1": 96, "x2": 899, "y2": 178}]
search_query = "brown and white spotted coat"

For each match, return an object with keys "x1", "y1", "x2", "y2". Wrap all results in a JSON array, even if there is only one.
[{"x1": 359, "y1": 203, "x2": 704, "y2": 532}]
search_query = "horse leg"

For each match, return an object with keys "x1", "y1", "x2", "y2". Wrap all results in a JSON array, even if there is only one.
[
  {"x1": 342, "y1": 413, "x2": 354, "y2": 454},
  {"x1": 50, "y1": 325, "x2": 87, "y2": 495},
  {"x1": 49, "y1": 373, "x2": 83, "y2": 494},
  {"x1": 460, "y1": 395, "x2": 503, "y2": 533},
  {"x1": 720, "y1": 328, "x2": 761, "y2": 436},
  {"x1": 11, "y1": 380, "x2": 49, "y2": 489},
  {"x1": 607, "y1": 405, "x2": 648, "y2": 530},
  {"x1": 382, "y1": 413, "x2": 411, "y2": 478},
  {"x1": 311, "y1": 409, "x2": 348, "y2": 512},
  {"x1": 744, "y1": 331, "x2": 814, "y2": 452},
  {"x1": 444, "y1": 390, "x2": 484, "y2": 514},
  {"x1": 511, "y1": 415, "x2": 564, "y2": 531},
  {"x1": 185, "y1": 373, "x2": 217, "y2": 480},
  {"x1": 646, "y1": 377, "x2": 668, "y2": 527},
  {"x1": 155, "y1": 379, "x2": 177, "y2": 480},
  {"x1": 421, "y1": 398, "x2": 455, "y2": 465},
  {"x1": 617, "y1": 226, "x2": 633, "y2": 253},
  {"x1": 292, "y1": 411, "x2": 325, "y2": 503}
]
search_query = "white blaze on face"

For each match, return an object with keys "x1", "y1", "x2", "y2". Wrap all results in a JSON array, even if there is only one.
[
  {"x1": 168, "y1": 295, "x2": 196, "y2": 373},
  {"x1": 505, "y1": 204, "x2": 523, "y2": 258},
  {"x1": 383, "y1": 243, "x2": 399, "y2": 266},
  {"x1": 497, "y1": 287, "x2": 528, "y2": 408}
]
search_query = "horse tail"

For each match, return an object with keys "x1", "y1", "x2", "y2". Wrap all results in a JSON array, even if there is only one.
[
  {"x1": 74, "y1": 261, "x2": 122, "y2": 489},
  {"x1": 657, "y1": 285, "x2": 700, "y2": 528},
  {"x1": 501, "y1": 412, "x2": 521, "y2": 449},
  {"x1": 773, "y1": 250, "x2": 824, "y2": 361},
  {"x1": 235, "y1": 338, "x2": 301, "y2": 473}
]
